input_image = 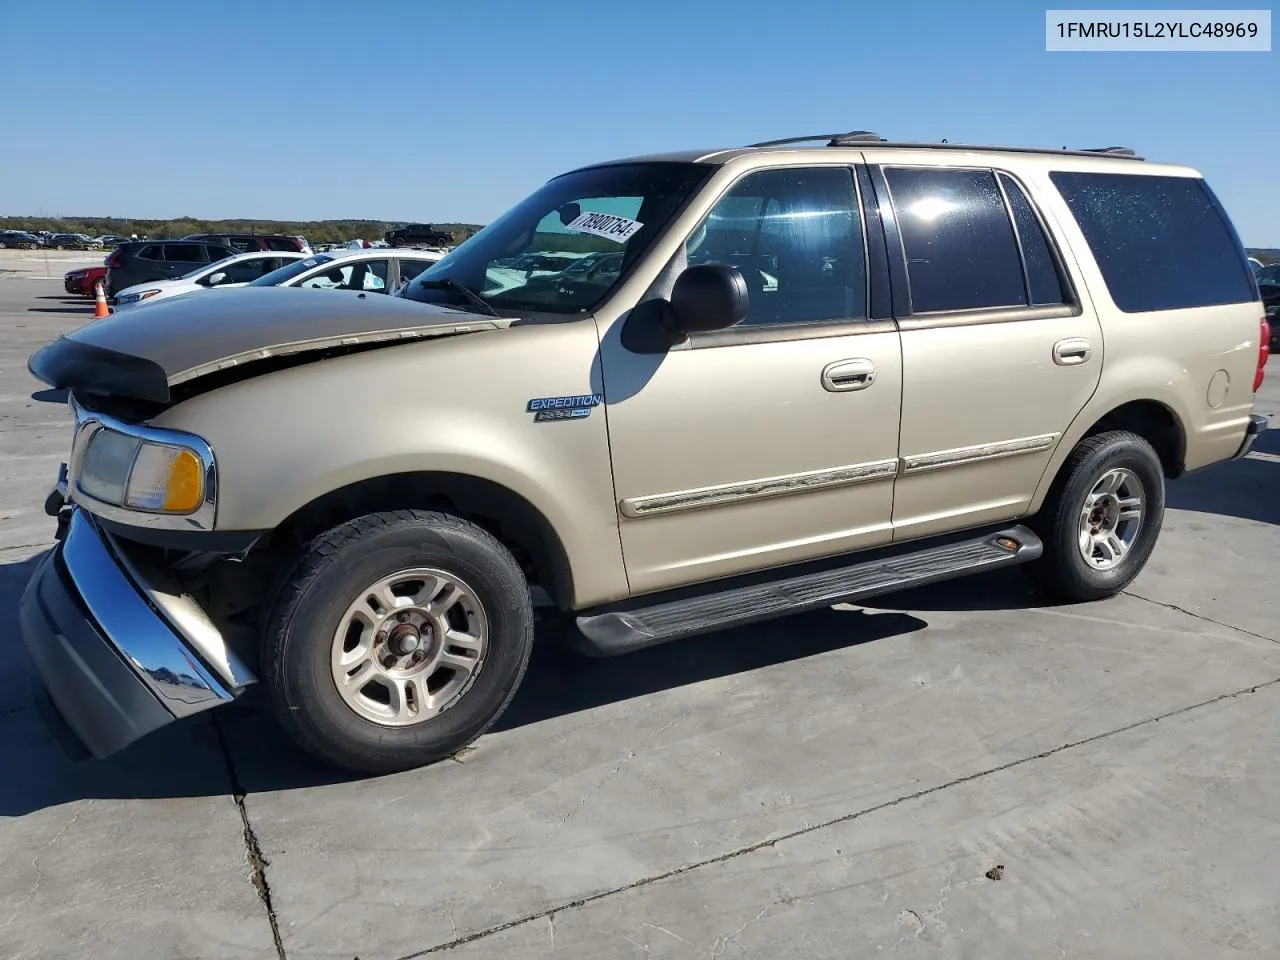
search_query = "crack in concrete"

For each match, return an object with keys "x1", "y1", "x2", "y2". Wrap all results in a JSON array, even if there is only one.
[
  {"x1": 213, "y1": 716, "x2": 287, "y2": 960},
  {"x1": 2, "y1": 801, "x2": 90, "y2": 929},
  {"x1": 396, "y1": 675, "x2": 1280, "y2": 958},
  {"x1": 1122, "y1": 590, "x2": 1278, "y2": 646},
  {"x1": 709, "y1": 904, "x2": 771, "y2": 958}
]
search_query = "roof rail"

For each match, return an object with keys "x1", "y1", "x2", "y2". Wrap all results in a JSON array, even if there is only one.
[
  {"x1": 748, "y1": 130, "x2": 884, "y2": 148},
  {"x1": 743, "y1": 134, "x2": 1144, "y2": 161},
  {"x1": 1081, "y1": 146, "x2": 1138, "y2": 157}
]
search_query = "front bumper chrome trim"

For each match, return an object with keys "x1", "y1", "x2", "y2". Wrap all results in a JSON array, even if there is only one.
[
  {"x1": 59, "y1": 510, "x2": 235, "y2": 717},
  {"x1": 21, "y1": 509, "x2": 256, "y2": 758}
]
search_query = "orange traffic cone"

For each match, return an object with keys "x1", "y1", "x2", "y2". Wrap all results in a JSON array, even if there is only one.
[{"x1": 92, "y1": 280, "x2": 110, "y2": 319}]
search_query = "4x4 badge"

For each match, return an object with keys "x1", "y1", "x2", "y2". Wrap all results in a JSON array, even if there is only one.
[{"x1": 526, "y1": 394, "x2": 603, "y2": 422}]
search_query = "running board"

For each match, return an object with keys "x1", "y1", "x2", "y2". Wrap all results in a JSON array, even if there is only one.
[{"x1": 574, "y1": 526, "x2": 1042, "y2": 656}]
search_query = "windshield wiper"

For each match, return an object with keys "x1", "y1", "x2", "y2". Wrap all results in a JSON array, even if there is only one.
[{"x1": 417, "y1": 278, "x2": 499, "y2": 317}]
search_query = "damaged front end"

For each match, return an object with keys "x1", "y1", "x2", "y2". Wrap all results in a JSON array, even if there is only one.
[{"x1": 21, "y1": 508, "x2": 256, "y2": 759}]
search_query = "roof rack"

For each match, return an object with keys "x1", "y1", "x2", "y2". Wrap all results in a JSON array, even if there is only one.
[
  {"x1": 744, "y1": 133, "x2": 1144, "y2": 161},
  {"x1": 748, "y1": 130, "x2": 885, "y2": 148}
]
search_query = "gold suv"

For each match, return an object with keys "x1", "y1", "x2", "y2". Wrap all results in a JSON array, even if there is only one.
[{"x1": 24, "y1": 131, "x2": 1270, "y2": 772}]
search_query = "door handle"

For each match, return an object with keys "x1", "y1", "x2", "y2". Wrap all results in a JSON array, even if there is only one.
[
  {"x1": 822, "y1": 358, "x2": 877, "y2": 392},
  {"x1": 1053, "y1": 338, "x2": 1093, "y2": 366}
]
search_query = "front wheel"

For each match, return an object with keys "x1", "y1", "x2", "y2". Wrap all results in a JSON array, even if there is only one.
[
  {"x1": 261, "y1": 510, "x2": 534, "y2": 773},
  {"x1": 1025, "y1": 430, "x2": 1165, "y2": 603}
]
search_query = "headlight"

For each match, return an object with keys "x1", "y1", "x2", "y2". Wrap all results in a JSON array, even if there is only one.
[
  {"x1": 116, "y1": 289, "x2": 161, "y2": 305},
  {"x1": 74, "y1": 425, "x2": 208, "y2": 514}
]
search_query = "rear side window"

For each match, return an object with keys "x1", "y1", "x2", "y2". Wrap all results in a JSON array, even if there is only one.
[
  {"x1": 885, "y1": 167, "x2": 1025, "y2": 313},
  {"x1": 227, "y1": 237, "x2": 257, "y2": 252},
  {"x1": 1050, "y1": 171, "x2": 1255, "y2": 312},
  {"x1": 998, "y1": 173, "x2": 1067, "y2": 305},
  {"x1": 265, "y1": 237, "x2": 298, "y2": 251},
  {"x1": 137, "y1": 244, "x2": 162, "y2": 261},
  {"x1": 163, "y1": 243, "x2": 204, "y2": 263}
]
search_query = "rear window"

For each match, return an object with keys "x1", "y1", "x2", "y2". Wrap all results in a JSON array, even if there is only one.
[{"x1": 1050, "y1": 171, "x2": 1256, "y2": 312}]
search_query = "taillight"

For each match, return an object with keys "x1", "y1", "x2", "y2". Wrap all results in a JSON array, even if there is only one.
[
  {"x1": 106, "y1": 250, "x2": 124, "y2": 269},
  {"x1": 1256, "y1": 317, "x2": 1270, "y2": 393}
]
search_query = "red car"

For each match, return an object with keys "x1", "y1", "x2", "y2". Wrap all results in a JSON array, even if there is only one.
[{"x1": 63, "y1": 265, "x2": 107, "y2": 296}]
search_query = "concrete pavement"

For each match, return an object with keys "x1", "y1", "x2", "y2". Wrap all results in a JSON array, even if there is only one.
[{"x1": 0, "y1": 273, "x2": 1276, "y2": 959}]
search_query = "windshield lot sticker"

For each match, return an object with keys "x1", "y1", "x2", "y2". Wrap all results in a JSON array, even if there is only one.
[
  {"x1": 565, "y1": 212, "x2": 643, "y2": 243},
  {"x1": 527, "y1": 394, "x2": 603, "y2": 422}
]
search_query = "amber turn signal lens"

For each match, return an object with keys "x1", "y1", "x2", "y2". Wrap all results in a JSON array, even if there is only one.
[{"x1": 163, "y1": 449, "x2": 204, "y2": 512}]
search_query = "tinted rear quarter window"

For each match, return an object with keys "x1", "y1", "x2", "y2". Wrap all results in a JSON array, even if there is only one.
[
  {"x1": 1050, "y1": 171, "x2": 1255, "y2": 312},
  {"x1": 885, "y1": 167, "x2": 1026, "y2": 312},
  {"x1": 163, "y1": 243, "x2": 204, "y2": 263},
  {"x1": 998, "y1": 173, "x2": 1067, "y2": 305}
]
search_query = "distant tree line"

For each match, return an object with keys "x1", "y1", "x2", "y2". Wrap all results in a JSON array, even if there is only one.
[{"x1": 0, "y1": 216, "x2": 485, "y2": 246}]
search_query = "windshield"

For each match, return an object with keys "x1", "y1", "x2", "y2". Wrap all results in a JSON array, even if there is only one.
[
  {"x1": 251, "y1": 254, "x2": 334, "y2": 287},
  {"x1": 400, "y1": 162, "x2": 712, "y2": 315},
  {"x1": 1255, "y1": 263, "x2": 1280, "y2": 286}
]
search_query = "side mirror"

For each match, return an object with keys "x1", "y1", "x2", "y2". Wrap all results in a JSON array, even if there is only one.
[
  {"x1": 206, "y1": 272, "x2": 227, "y2": 286},
  {"x1": 558, "y1": 202, "x2": 582, "y2": 226},
  {"x1": 667, "y1": 264, "x2": 749, "y2": 334}
]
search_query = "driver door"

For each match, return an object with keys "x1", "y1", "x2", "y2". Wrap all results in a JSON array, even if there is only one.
[{"x1": 600, "y1": 165, "x2": 903, "y2": 595}]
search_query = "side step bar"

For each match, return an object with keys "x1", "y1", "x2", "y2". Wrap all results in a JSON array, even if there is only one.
[{"x1": 574, "y1": 526, "x2": 1042, "y2": 656}]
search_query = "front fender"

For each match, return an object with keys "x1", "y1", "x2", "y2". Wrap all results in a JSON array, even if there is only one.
[{"x1": 152, "y1": 322, "x2": 630, "y2": 607}]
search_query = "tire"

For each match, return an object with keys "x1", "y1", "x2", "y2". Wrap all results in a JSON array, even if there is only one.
[
  {"x1": 261, "y1": 510, "x2": 534, "y2": 773},
  {"x1": 1025, "y1": 430, "x2": 1165, "y2": 603}
]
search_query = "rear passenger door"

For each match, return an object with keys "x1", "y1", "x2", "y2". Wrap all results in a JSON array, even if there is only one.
[{"x1": 868, "y1": 161, "x2": 1103, "y2": 541}]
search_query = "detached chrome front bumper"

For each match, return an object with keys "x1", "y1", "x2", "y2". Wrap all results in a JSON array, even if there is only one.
[{"x1": 20, "y1": 509, "x2": 255, "y2": 759}]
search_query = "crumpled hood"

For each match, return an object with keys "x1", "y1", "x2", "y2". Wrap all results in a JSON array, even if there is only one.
[{"x1": 29, "y1": 286, "x2": 506, "y2": 403}]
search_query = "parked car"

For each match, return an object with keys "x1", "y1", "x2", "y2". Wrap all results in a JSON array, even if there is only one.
[
  {"x1": 97, "y1": 235, "x2": 131, "y2": 248},
  {"x1": 385, "y1": 223, "x2": 455, "y2": 247},
  {"x1": 0, "y1": 230, "x2": 45, "y2": 249},
  {"x1": 1256, "y1": 263, "x2": 1280, "y2": 350},
  {"x1": 1248, "y1": 256, "x2": 1265, "y2": 273},
  {"x1": 63, "y1": 265, "x2": 108, "y2": 296},
  {"x1": 248, "y1": 247, "x2": 444, "y2": 295},
  {"x1": 47, "y1": 233, "x2": 101, "y2": 250},
  {"x1": 183, "y1": 233, "x2": 313, "y2": 255},
  {"x1": 24, "y1": 132, "x2": 1268, "y2": 773},
  {"x1": 104, "y1": 239, "x2": 239, "y2": 296},
  {"x1": 112, "y1": 251, "x2": 310, "y2": 310}
]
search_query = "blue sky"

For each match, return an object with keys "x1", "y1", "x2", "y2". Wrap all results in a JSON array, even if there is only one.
[{"x1": 0, "y1": 0, "x2": 1275, "y2": 244}]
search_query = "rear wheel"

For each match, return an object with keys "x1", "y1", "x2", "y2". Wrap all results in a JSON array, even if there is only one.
[
  {"x1": 1025, "y1": 430, "x2": 1165, "y2": 602},
  {"x1": 262, "y1": 510, "x2": 534, "y2": 773}
]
